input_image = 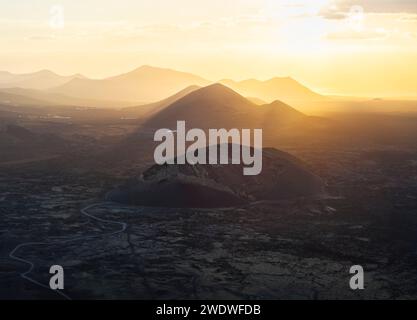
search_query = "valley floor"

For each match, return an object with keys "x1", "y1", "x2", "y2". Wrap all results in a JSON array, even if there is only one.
[{"x1": 1, "y1": 143, "x2": 416, "y2": 299}]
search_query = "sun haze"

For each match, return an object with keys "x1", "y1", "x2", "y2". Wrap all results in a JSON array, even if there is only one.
[{"x1": 1, "y1": 0, "x2": 416, "y2": 98}]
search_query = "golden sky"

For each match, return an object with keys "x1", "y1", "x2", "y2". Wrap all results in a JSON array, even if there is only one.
[{"x1": 1, "y1": 0, "x2": 417, "y2": 97}]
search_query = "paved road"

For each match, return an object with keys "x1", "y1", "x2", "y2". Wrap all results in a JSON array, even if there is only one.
[{"x1": 8, "y1": 202, "x2": 127, "y2": 300}]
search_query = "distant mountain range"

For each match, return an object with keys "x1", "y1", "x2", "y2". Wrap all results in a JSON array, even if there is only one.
[
  {"x1": 0, "y1": 70, "x2": 85, "y2": 90},
  {"x1": 0, "y1": 65, "x2": 327, "y2": 111},
  {"x1": 1, "y1": 76, "x2": 329, "y2": 145},
  {"x1": 220, "y1": 77, "x2": 325, "y2": 105},
  {"x1": 121, "y1": 85, "x2": 201, "y2": 119},
  {"x1": 144, "y1": 83, "x2": 307, "y2": 131},
  {"x1": 50, "y1": 65, "x2": 210, "y2": 103},
  {"x1": 106, "y1": 83, "x2": 326, "y2": 169}
]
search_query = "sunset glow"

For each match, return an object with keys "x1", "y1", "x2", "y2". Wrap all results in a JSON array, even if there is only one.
[{"x1": 1, "y1": 0, "x2": 417, "y2": 97}]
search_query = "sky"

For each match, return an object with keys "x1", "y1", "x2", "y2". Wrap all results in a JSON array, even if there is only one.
[{"x1": 1, "y1": 0, "x2": 417, "y2": 97}]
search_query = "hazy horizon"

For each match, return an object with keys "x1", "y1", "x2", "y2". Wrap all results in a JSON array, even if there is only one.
[
  {"x1": 2, "y1": 64, "x2": 417, "y2": 101},
  {"x1": 1, "y1": 0, "x2": 417, "y2": 98}
]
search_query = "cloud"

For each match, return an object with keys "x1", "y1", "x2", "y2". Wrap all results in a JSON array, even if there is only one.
[
  {"x1": 399, "y1": 14, "x2": 417, "y2": 21},
  {"x1": 320, "y1": 0, "x2": 417, "y2": 20},
  {"x1": 345, "y1": 0, "x2": 417, "y2": 14},
  {"x1": 319, "y1": 10, "x2": 348, "y2": 20},
  {"x1": 25, "y1": 35, "x2": 57, "y2": 41},
  {"x1": 325, "y1": 29, "x2": 388, "y2": 40}
]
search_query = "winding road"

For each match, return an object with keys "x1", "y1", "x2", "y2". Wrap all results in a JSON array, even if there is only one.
[{"x1": 8, "y1": 202, "x2": 127, "y2": 300}]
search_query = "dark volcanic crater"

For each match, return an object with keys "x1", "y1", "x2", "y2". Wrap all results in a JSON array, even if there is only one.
[{"x1": 107, "y1": 145, "x2": 325, "y2": 208}]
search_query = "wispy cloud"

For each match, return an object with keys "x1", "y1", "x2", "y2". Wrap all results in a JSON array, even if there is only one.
[
  {"x1": 325, "y1": 29, "x2": 388, "y2": 40},
  {"x1": 319, "y1": 0, "x2": 417, "y2": 20}
]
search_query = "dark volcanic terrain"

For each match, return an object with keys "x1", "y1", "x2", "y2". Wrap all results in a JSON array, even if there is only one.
[
  {"x1": 1, "y1": 144, "x2": 417, "y2": 299},
  {"x1": 1, "y1": 86, "x2": 417, "y2": 299},
  {"x1": 1, "y1": 122, "x2": 417, "y2": 299}
]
